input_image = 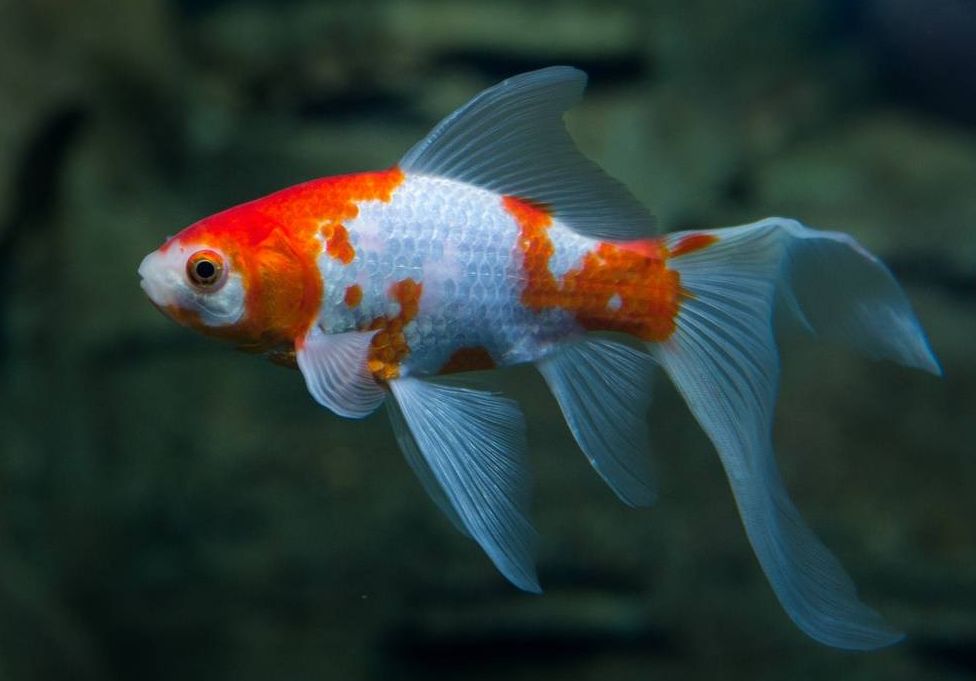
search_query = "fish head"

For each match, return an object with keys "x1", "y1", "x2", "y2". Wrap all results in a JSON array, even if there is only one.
[{"x1": 139, "y1": 202, "x2": 321, "y2": 351}]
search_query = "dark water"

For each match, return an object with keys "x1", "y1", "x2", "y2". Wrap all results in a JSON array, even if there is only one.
[{"x1": 1, "y1": 1, "x2": 973, "y2": 679}]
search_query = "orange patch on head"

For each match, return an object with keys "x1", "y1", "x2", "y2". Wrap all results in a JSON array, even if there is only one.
[
  {"x1": 669, "y1": 233, "x2": 718, "y2": 258},
  {"x1": 261, "y1": 166, "x2": 405, "y2": 269},
  {"x1": 164, "y1": 218, "x2": 325, "y2": 352},
  {"x1": 305, "y1": 168, "x2": 403, "y2": 266},
  {"x1": 343, "y1": 284, "x2": 363, "y2": 308},
  {"x1": 439, "y1": 346, "x2": 496, "y2": 375},
  {"x1": 259, "y1": 166, "x2": 405, "y2": 228},
  {"x1": 165, "y1": 167, "x2": 405, "y2": 354},
  {"x1": 504, "y1": 195, "x2": 682, "y2": 342},
  {"x1": 366, "y1": 278, "x2": 422, "y2": 381}
]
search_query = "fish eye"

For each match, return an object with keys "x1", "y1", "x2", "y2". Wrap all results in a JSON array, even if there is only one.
[{"x1": 186, "y1": 250, "x2": 226, "y2": 289}]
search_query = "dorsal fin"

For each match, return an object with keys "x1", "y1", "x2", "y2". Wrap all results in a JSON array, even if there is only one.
[{"x1": 400, "y1": 66, "x2": 656, "y2": 241}]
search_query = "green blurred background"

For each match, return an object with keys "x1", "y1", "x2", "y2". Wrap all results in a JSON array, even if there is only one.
[{"x1": 0, "y1": 0, "x2": 974, "y2": 679}]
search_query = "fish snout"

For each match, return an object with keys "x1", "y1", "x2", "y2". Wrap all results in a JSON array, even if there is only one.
[{"x1": 138, "y1": 249, "x2": 180, "y2": 310}]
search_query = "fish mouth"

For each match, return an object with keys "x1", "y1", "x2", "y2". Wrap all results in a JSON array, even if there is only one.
[
  {"x1": 138, "y1": 253, "x2": 188, "y2": 325},
  {"x1": 137, "y1": 252, "x2": 157, "y2": 299},
  {"x1": 138, "y1": 250, "x2": 174, "y2": 310}
]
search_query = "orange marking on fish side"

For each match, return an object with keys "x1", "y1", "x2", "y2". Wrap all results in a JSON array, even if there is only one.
[
  {"x1": 617, "y1": 239, "x2": 667, "y2": 259},
  {"x1": 324, "y1": 223, "x2": 355, "y2": 264},
  {"x1": 669, "y1": 233, "x2": 718, "y2": 258},
  {"x1": 439, "y1": 347, "x2": 496, "y2": 374},
  {"x1": 504, "y1": 195, "x2": 555, "y2": 302},
  {"x1": 366, "y1": 278, "x2": 423, "y2": 381},
  {"x1": 504, "y1": 195, "x2": 682, "y2": 342},
  {"x1": 344, "y1": 284, "x2": 363, "y2": 308}
]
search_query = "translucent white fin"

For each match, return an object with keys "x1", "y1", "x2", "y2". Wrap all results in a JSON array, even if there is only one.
[
  {"x1": 667, "y1": 218, "x2": 940, "y2": 375},
  {"x1": 655, "y1": 217, "x2": 939, "y2": 650},
  {"x1": 776, "y1": 221, "x2": 941, "y2": 374},
  {"x1": 400, "y1": 66, "x2": 656, "y2": 240},
  {"x1": 296, "y1": 327, "x2": 386, "y2": 419},
  {"x1": 388, "y1": 377, "x2": 540, "y2": 592},
  {"x1": 537, "y1": 338, "x2": 657, "y2": 507},
  {"x1": 386, "y1": 396, "x2": 469, "y2": 537}
]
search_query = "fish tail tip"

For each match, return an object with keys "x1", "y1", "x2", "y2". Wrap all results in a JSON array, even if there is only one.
[
  {"x1": 923, "y1": 351, "x2": 944, "y2": 378},
  {"x1": 906, "y1": 337, "x2": 942, "y2": 377},
  {"x1": 807, "y1": 618, "x2": 906, "y2": 651},
  {"x1": 517, "y1": 578, "x2": 543, "y2": 595},
  {"x1": 847, "y1": 627, "x2": 906, "y2": 652}
]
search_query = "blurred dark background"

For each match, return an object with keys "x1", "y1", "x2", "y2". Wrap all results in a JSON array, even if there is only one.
[{"x1": 0, "y1": 0, "x2": 974, "y2": 679}]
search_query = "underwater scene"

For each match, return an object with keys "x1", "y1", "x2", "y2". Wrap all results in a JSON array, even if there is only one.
[{"x1": 1, "y1": 0, "x2": 974, "y2": 679}]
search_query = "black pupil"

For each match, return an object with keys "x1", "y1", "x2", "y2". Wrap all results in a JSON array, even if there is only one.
[{"x1": 195, "y1": 260, "x2": 216, "y2": 281}]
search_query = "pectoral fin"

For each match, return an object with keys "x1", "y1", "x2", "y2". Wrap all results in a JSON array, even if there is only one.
[{"x1": 296, "y1": 326, "x2": 386, "y2": 418}]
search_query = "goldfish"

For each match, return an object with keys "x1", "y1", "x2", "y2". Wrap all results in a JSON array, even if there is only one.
[{"x1": 138, "y1": 67, "x2": 940, "y2": 650}]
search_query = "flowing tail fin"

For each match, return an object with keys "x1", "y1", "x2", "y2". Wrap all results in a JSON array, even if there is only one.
[{"x1": 654, "y1": 218, "x2": 939, "y2": 650}]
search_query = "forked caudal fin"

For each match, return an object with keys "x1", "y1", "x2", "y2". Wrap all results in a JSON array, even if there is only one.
[{"x1": 655, "y1": 217, "x2": 939, "y2": 650}]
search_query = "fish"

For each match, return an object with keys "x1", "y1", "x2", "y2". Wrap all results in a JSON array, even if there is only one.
[{"x1": 138, "y1": 66, "x2": 941, "y2": 650}]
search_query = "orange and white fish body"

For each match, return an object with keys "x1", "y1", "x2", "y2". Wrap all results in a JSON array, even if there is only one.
[
  {"x1": 139, "y1": 67, "x2": 940, "y2": 651},
  {"x1": 292, "y1": 173, "x2": 686, "y2": 375}
]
